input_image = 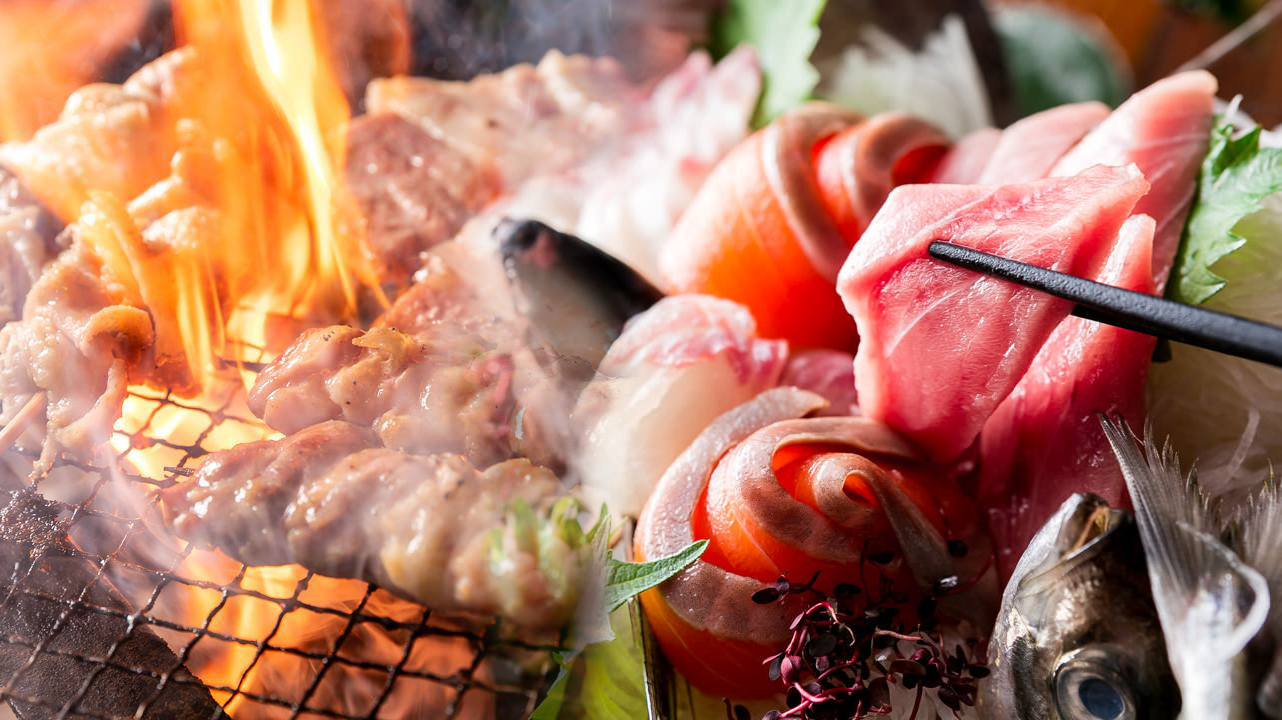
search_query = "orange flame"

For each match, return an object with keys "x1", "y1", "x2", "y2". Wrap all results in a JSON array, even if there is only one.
[
  {"x1": 33, "y1": 0, "x2": 386, "y2": 396},
  {"x1": 0, "y1": 0, "x2": 149, "y2": 143},
  {"x1": 68, "y1": 0, "x2": 411, "y2": 712},
  {"x1": 0, "y1": 0, "x2": 478, "y2": 712}
]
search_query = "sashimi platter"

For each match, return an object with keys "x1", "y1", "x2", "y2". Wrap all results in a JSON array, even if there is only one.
[
  {"x1": 535, "y1": 3, "x2": 1282, "y2": 719},
  {"x1": 2, "y1": 1, "x2": 1282, "y2": 719}
]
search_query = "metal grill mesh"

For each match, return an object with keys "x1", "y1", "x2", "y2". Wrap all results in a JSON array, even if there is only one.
[{"x1": 0, "y1": 370, "x2": 556, "y2": 719}]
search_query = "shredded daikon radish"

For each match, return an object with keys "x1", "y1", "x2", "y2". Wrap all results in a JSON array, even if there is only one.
[
  {"x1": 815, "y1": 15, "x2": 991, "y2": 139},
  {"x1": 1148, "y1": 190, "x2": 1282, "y2": 500}
]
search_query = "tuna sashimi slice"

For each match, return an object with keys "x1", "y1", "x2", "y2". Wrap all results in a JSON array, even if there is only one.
[
  {"x1": 838, "y1": 163, "x2": 1150, "y2": 462},
  {"x1": 979, "y1": 214, "x2": 1157, "y2": 580},
  {"x1": 1052, "y1": 71, "x2": 1216, "y2": 291},
  {"x1": 976, "y1": 101, "x2": 1109, "y2": 184},
  {"x1": 929, "y1": 127, "x2": 1000, "y2": 184}
]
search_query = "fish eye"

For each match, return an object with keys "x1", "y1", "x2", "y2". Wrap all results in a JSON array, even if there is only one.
[{"x1": 1054, "y1": 653, "x2": 1136, "y2": 720}]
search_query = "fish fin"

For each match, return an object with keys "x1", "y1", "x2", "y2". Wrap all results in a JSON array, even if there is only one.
[
  {"x1": 1100, "y1": 415, "x2": 1271, "y2": 720},
  {"x1": 1098, "y1": 415, "x2": 1218, "y2": 589},
  {"x1": 1232, "y1": 475, "x2": 1282, "y2": 718},
  {"x1": 1233, "y1": 473, "x2": 1282, "y2": 588}
]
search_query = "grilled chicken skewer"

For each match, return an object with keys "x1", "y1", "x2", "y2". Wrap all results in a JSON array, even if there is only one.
[{"x1": 161, "y1": 420, "x2": 587, "y2": 632}]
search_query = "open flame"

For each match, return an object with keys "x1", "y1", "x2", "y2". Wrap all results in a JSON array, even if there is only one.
[
  {"x1": 32, "y1": 0, "x2": 388, "y2": 397},
  {"x1": 57, "y1": 1, "x2": 444, "y2": 714},
  {"x1": 0, "y1": 0, "x2": 150, "y2": 143}
]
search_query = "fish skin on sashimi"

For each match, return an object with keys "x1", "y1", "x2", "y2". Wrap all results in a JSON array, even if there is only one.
[
  {"x1": 979, "y1": 214, "x2": 1158, "y2": 580},
  {"x1": 1051, "y1": 71, "x2": 1215, "y2": 291},
  {"x1": 838, "y1": 164, "x2": 1150, "y2": 463},
  {"x1": 976, "y1": 101, "x2": 1109, "y2": 184}
]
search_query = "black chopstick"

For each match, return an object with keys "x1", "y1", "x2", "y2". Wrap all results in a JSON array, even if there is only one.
[{"x1": 927, "y1": 240, "x2": 1282, "y2": 369}]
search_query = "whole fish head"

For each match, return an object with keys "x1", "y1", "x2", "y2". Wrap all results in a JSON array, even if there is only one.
[{"x1": 982, "y1": 493, "x2": 1177, "y2": 720}]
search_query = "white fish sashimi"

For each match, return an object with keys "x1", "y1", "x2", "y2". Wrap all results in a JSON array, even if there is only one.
[
  {"x1": 570, "y1": 295, "x2": 787, "y2": 519},
  {"x1": 493, "y1": 47, "x2": 761, "y2": 284}
]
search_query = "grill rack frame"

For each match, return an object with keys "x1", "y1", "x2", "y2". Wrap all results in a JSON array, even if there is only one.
[{"x1": 0, "y1": 380, "x2": 558, "y2": 720}]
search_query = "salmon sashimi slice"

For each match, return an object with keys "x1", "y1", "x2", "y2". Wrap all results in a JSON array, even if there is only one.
[
  {"x1": 1051, "y1": 71, "x2": 1216, "y2": 291},
  {"x1": 976, "y1": 101, "x2": 1109, "y2": 184},
  {"x1": 978, "y1": 214, "x2": 1158, "y2": 580},
  {"x1": 837, "y1": 163, "x2": 1150, "y2": 462}
]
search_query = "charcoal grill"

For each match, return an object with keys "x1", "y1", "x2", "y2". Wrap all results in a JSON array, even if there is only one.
[{"x1": 0, "y1": 358, "x2": 558, "y2": 719}]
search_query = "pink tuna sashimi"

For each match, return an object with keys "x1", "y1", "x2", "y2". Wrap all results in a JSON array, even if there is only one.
[
  {"x1": 1052, "y1": 71, "x2": 1215, "y2": 291},
  {"x1": 976, "y1": 101, "x2": 1109, "y2": 184},
  {"x1": 929, "y1": 127, "x2": 1000, "y2": 184},
  {"x1": 979, "y1": 214, "x2": 1157, "y2": 580},
  {"x1": 838, "y1": 163, "x2": 1150, "y2": 462}
]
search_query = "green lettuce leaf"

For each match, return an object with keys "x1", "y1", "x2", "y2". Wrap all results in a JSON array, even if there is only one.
[
  {"x1": 711, "y1": 0, "x2": 828, "y2": 128},
  {"x1": 1171, "y1": 117, "x2": 1282, "y2": 305}
]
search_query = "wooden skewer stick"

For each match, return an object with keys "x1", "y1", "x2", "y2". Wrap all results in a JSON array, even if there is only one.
[{"x1": 0, "y1": 392, "x2": 47, "y2": 454}]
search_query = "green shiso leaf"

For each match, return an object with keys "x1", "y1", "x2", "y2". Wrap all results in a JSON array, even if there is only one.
[
  {"x1": 1171, "y1": 116, "x2": 1282, "y2": 305},
  {"x1": 710, "y1": 0, "x2": 828, "y2": 128},
  {"x1": 603, "y1": 539, "x2": 707, "y2": 615},
  {"x1": 992, "y1": 4, "x2": 1129, "y2": 115}
]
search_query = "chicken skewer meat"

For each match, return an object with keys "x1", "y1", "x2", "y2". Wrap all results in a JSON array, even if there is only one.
[
  {"x1": 161, "y1": 420, "x2": 585, "y2": 632},
  {"x1": 247, "y1": 220, "x2": 664, "y2": 470},
  {"x1": 0, "y1": 166, "x2": 62, "y2": 328}
]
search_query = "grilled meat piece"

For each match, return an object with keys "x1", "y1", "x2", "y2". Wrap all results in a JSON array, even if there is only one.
[
  {"x1": 345, "y1": 114, "x2": 501, "y2": 285},
  {"x1": 0, "y1": 240, "x2": 153, "y2": 468},
  {"x1": 160, "y1": 420, "x2": 379, "y2": 564},
  {"x1": 367, "y1": 51, "x2": 639, "y2": 187},
  {"x1": 248, "y1": 247, "x2": 584, "y2": 469},
  {"x1": 163, "y1": 421, "x2": 581, "y2": 631},
  {"x1": 0, "y1": 166, "x2": 62, "y2": 327},
  {"x1": 0, "y1": 48, "x2": 193, "y2": 223},
  {"x1": 247, "y1": 324, "x2": 534, "y2": 468}
]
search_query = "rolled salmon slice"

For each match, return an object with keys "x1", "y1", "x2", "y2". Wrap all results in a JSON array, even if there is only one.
[{"x1": 837, "y1": 163, "x2": 1150, "y2": 463}]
